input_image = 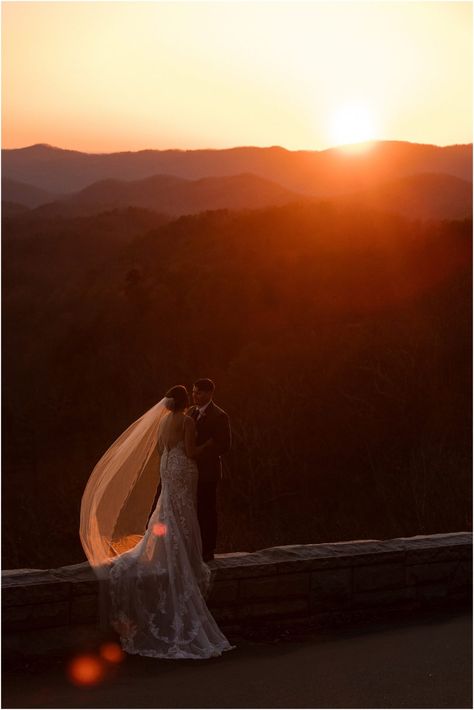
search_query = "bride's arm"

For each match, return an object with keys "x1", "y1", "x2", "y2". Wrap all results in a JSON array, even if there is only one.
[{"x1": 184, "y1": 416, "x2": 212, "y2": 459}]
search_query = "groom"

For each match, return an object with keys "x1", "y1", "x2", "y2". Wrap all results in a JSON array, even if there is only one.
[{"x1": 188, "y1": 378, "x2": 231, "y2": 562}]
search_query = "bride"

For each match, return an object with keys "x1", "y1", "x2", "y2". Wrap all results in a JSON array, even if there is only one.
[{"x1": 80, "y1": 385, "x2": 234, "y2": 660}]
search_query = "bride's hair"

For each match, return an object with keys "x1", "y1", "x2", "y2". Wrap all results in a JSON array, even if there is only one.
[{"x1": 164, "y1": 385, "x2": 189, "y2": 412}]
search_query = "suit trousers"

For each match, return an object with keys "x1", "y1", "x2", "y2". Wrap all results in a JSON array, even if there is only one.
[{"x1": 197, "y1": 479, "x2": 218, "y2": 556}]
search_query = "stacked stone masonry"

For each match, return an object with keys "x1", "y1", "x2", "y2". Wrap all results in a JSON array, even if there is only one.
[{"x1": 3, "y1": 533, "x2": 472, "y2": 633}]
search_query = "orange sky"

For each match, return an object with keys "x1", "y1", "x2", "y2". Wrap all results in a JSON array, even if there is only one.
[{"x1": 2, "y1": 1, "x2": 472, "y2": 153}]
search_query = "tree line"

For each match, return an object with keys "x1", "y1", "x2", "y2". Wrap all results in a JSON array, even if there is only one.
[{"x1": 3, "y1": 202, "x2": 472, "y2": 568}]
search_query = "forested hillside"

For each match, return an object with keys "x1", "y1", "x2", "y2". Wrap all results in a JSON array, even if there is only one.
[{"x1": 3, "y1": 202, "x2": 472, "y2": 568}]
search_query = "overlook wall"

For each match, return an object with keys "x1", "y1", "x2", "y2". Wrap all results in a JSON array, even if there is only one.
[{"x1": 3, "y1": 533, "x2": 471, "y2": 637}]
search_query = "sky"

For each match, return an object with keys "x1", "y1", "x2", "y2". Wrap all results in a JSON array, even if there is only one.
[{"x1": 2, "y1": 1, "x2": 472, "y2": 153}]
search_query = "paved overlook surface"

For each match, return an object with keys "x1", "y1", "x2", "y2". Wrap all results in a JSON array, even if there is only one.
[{"x1": 2, "y1": 609, "x2": 472, "y2": 709}]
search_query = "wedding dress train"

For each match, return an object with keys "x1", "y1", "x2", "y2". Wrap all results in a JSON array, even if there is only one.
[{"x1": 107, "y1": 440, "x2": 234, "y2": 659}]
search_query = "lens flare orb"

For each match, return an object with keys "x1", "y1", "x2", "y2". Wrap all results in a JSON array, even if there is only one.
[
  {"x1": 67, "y1": 654, "x2": 105, "y2": 687},
  {"x1": 152, "y1": 522, "x2": 167, "y2": 537},
  {"x1": 100, "y1": 642, "x2": 125, "y2": 664}
]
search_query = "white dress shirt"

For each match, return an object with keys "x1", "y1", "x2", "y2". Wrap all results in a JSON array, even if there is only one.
[{"x1": 196, "y1": 400, "x2": 212, "y2": 420}]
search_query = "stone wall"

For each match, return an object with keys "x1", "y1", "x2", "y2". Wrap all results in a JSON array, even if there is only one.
[{"x1": 3, "y1": 533, "x2": 471, "y2": 634}]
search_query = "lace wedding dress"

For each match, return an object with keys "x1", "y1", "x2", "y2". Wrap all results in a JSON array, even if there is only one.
[{"x1": 107, "y1": 439, "x2": 234, "y2": 659}]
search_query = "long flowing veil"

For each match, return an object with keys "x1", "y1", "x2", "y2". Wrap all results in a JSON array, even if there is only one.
[{"x1": 80, "y1": 398, "x2": 169, "y2": 579}]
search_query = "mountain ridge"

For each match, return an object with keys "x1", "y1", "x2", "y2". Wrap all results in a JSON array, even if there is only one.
[
  {"x1": 2, "y1": 178, "x2": 59, "y2": 208},
  {"x1": 3, "y1": 141, "x2": 472, "y2": 196},
  {"x1": 5, "y1": 170, "x2": 471, "y2": 222},
  {"x1": 4, "y1": 139, "x2": 472, "y2": 154},
  {"x1": 23, "y1": 172, "x2": 302, "y2": 219}
]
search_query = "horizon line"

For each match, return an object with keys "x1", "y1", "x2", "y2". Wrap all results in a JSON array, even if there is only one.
[{"x1": 3, "y1": 139, "x2": 473, "y2": 156}]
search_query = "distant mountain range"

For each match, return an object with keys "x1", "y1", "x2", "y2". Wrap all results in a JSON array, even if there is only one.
[
  {"x1": 11, "y1": 173, "x2": 302, "y2": 219},
  {"x1": 2, "y1": 178, "x2": 58, "y2": 207},
  {"x1": 327, "y1": 172, "x2": 473, "y2": 221},
  {"x1": 4, "y1": 170, "x2": 471, "y2": 222},
  {"x1": 3, "y1": 141, "x2": 472, "y2": 196}
]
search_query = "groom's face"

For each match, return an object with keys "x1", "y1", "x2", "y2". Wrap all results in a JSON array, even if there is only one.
[{"x1": 192, "y1": 387, "x2": 212, "y2": 407}]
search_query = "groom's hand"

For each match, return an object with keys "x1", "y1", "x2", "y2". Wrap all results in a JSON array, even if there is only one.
[{"x1": 197, "y1": 438, "x2": 213, "y2": 454}]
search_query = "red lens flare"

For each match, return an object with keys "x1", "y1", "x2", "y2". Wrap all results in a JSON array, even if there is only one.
[
  {"x1": 100, "y1": 642, "x2": 125, "y2": 664},
  {"x1": 152, "y1": 522, "x2": 167, "y2": 537},
  {"x1": 67, "y1": 654, "x2": 105, "y2": 687}
]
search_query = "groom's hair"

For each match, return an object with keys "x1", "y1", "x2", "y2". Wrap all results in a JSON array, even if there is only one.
[{"x1": 193, "y1": 378, "x2": 215, "y2": 393}]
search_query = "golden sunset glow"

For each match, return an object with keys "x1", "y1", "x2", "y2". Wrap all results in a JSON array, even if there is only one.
[
  {"x1": 2, "y1": 2, "x2": 472, "y2": 152},
  {"x1": 330, "y1": 103, "x2": 378, "y2": 149}
]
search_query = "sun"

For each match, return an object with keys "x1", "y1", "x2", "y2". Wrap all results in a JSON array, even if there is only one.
[{"x1": 330, "y1": 103, "x2": 378, "y2": 151}]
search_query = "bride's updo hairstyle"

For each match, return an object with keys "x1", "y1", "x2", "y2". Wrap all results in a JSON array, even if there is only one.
[{"x1": 164, "y1": 385, "x2": 189, "y2": 412}]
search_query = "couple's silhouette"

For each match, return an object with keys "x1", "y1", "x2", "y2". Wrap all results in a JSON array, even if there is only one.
[
  {"x1": 80, "y1": 379, "x2": 234, "y2": 659},
  {"x1": 147, "y1": 379, "x2": 231, "y2": 563}
]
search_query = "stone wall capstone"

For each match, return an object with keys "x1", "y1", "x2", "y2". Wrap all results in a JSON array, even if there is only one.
[{"x1": 2, "y1": 533, "x2": 472, "y2": 634}]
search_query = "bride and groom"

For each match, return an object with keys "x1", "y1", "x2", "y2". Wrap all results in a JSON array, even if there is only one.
[
  {"x1": 147, "y1": 378, "x2": 231, "y2": 563},
  {"x1": 80, "y1": 378, "x2": 234, "y2": 660}
]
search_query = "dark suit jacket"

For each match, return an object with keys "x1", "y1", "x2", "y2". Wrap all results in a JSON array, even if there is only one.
[{"x1": 188, "y1": 400, "x2": 231, "y2": 483}]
